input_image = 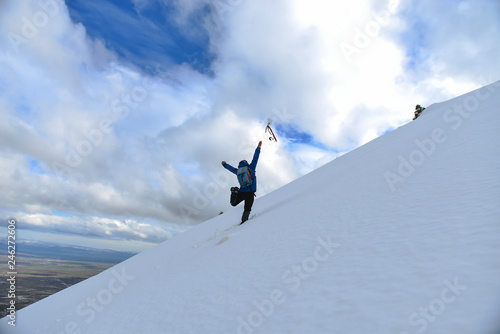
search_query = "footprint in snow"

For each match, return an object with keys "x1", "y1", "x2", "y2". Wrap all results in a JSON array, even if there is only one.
[{"x1": 215, "y1": 236, "x2": 230, "y2": 245}]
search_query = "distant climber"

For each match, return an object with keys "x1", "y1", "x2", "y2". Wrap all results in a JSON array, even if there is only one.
[
  {"x1": 221, "y1": 141, "x2": 262, "y2": 224},
  {"x1": 413, "y1": 104, "x2": 425, "y2": 120}
]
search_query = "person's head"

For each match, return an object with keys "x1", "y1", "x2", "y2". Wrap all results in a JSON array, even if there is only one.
[{"x1": 238, "y1": 160, "x2": 249, "y2": 167}]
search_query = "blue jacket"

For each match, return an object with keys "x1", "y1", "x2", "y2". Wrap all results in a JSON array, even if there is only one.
[{"x1": 223, "y1": 147, "x2": 261, "y2": 192}]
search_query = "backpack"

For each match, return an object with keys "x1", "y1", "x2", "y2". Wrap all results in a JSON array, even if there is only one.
[{"x1": 237, "y1": 165, "x2": 253, "y2": 188}]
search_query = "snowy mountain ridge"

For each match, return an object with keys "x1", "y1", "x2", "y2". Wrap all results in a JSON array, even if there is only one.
[{"x1": 2, "y1": 81, "x2": 500, "y2": 334}]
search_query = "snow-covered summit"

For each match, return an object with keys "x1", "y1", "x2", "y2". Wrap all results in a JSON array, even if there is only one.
[{"x1": 2, "y1": 81, "x2": 500, "y2": 334}]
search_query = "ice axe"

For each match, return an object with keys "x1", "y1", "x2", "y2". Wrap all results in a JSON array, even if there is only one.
[{"x1": 265, "y1": 118, "x2": 277, "y2": 142}]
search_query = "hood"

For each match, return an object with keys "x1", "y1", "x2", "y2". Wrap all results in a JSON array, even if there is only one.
[{"x1": 238, "y1": 160, "x2": 249, "y2": 168}]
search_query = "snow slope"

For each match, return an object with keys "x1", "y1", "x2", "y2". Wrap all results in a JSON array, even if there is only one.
[{"x1": 2, "y1": 82, "x2": 500, "y2": 334}]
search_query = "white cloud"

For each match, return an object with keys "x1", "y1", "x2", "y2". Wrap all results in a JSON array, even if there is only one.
[
  {"x1": 393, "y1": 0, "x2": 500, "y2": 95},
  {"x1": 14, "y1": 212, "x2": 184, "y2": 243}
]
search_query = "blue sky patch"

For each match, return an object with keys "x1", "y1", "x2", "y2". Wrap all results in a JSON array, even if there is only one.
[
  {"x1": 66, "y1": 0, "x2": 215, "y2": 74},
  {"x1": 29, "y1": 159, "x2": 47, "y2": 174},
  {"x1": 276, "y1": 123, "x2": 332, "y2": 152},
  {"x1": 51, "y1": 210, "x2": 74, "y2": 218},
  {"x1": 275, "y1": 123, "x2": 313, "y2": 143}
]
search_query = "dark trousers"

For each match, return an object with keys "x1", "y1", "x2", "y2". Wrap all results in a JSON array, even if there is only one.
[{"x1": 231, "y1": 191, "x2": 255, "y2": 212}]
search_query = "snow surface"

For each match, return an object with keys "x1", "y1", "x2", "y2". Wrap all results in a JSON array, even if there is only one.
[{"x1": 2, "y1": 82, "x2": 500, "y2": 334}]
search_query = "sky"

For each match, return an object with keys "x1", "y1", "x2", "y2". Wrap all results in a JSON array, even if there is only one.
[{"x1": 1, "y1": 0, "x2": 499, "y2": 252}]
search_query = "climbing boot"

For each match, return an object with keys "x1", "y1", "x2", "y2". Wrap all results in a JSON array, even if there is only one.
[{"x1": 241, "y1": 210, "x2": 251, "y2": 224}]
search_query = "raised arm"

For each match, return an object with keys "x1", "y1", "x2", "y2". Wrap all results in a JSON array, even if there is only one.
[
  {"x1": 222, "y1": 161, "x2": 237, "y2": 175},
  {"x1": 249, "y1": 141, "x2": 262, "y2": 170}
]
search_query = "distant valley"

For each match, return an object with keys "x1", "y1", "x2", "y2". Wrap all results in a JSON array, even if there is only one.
[{"x1": 0, "y1": 240, "x2": 137, "y2": 318}]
